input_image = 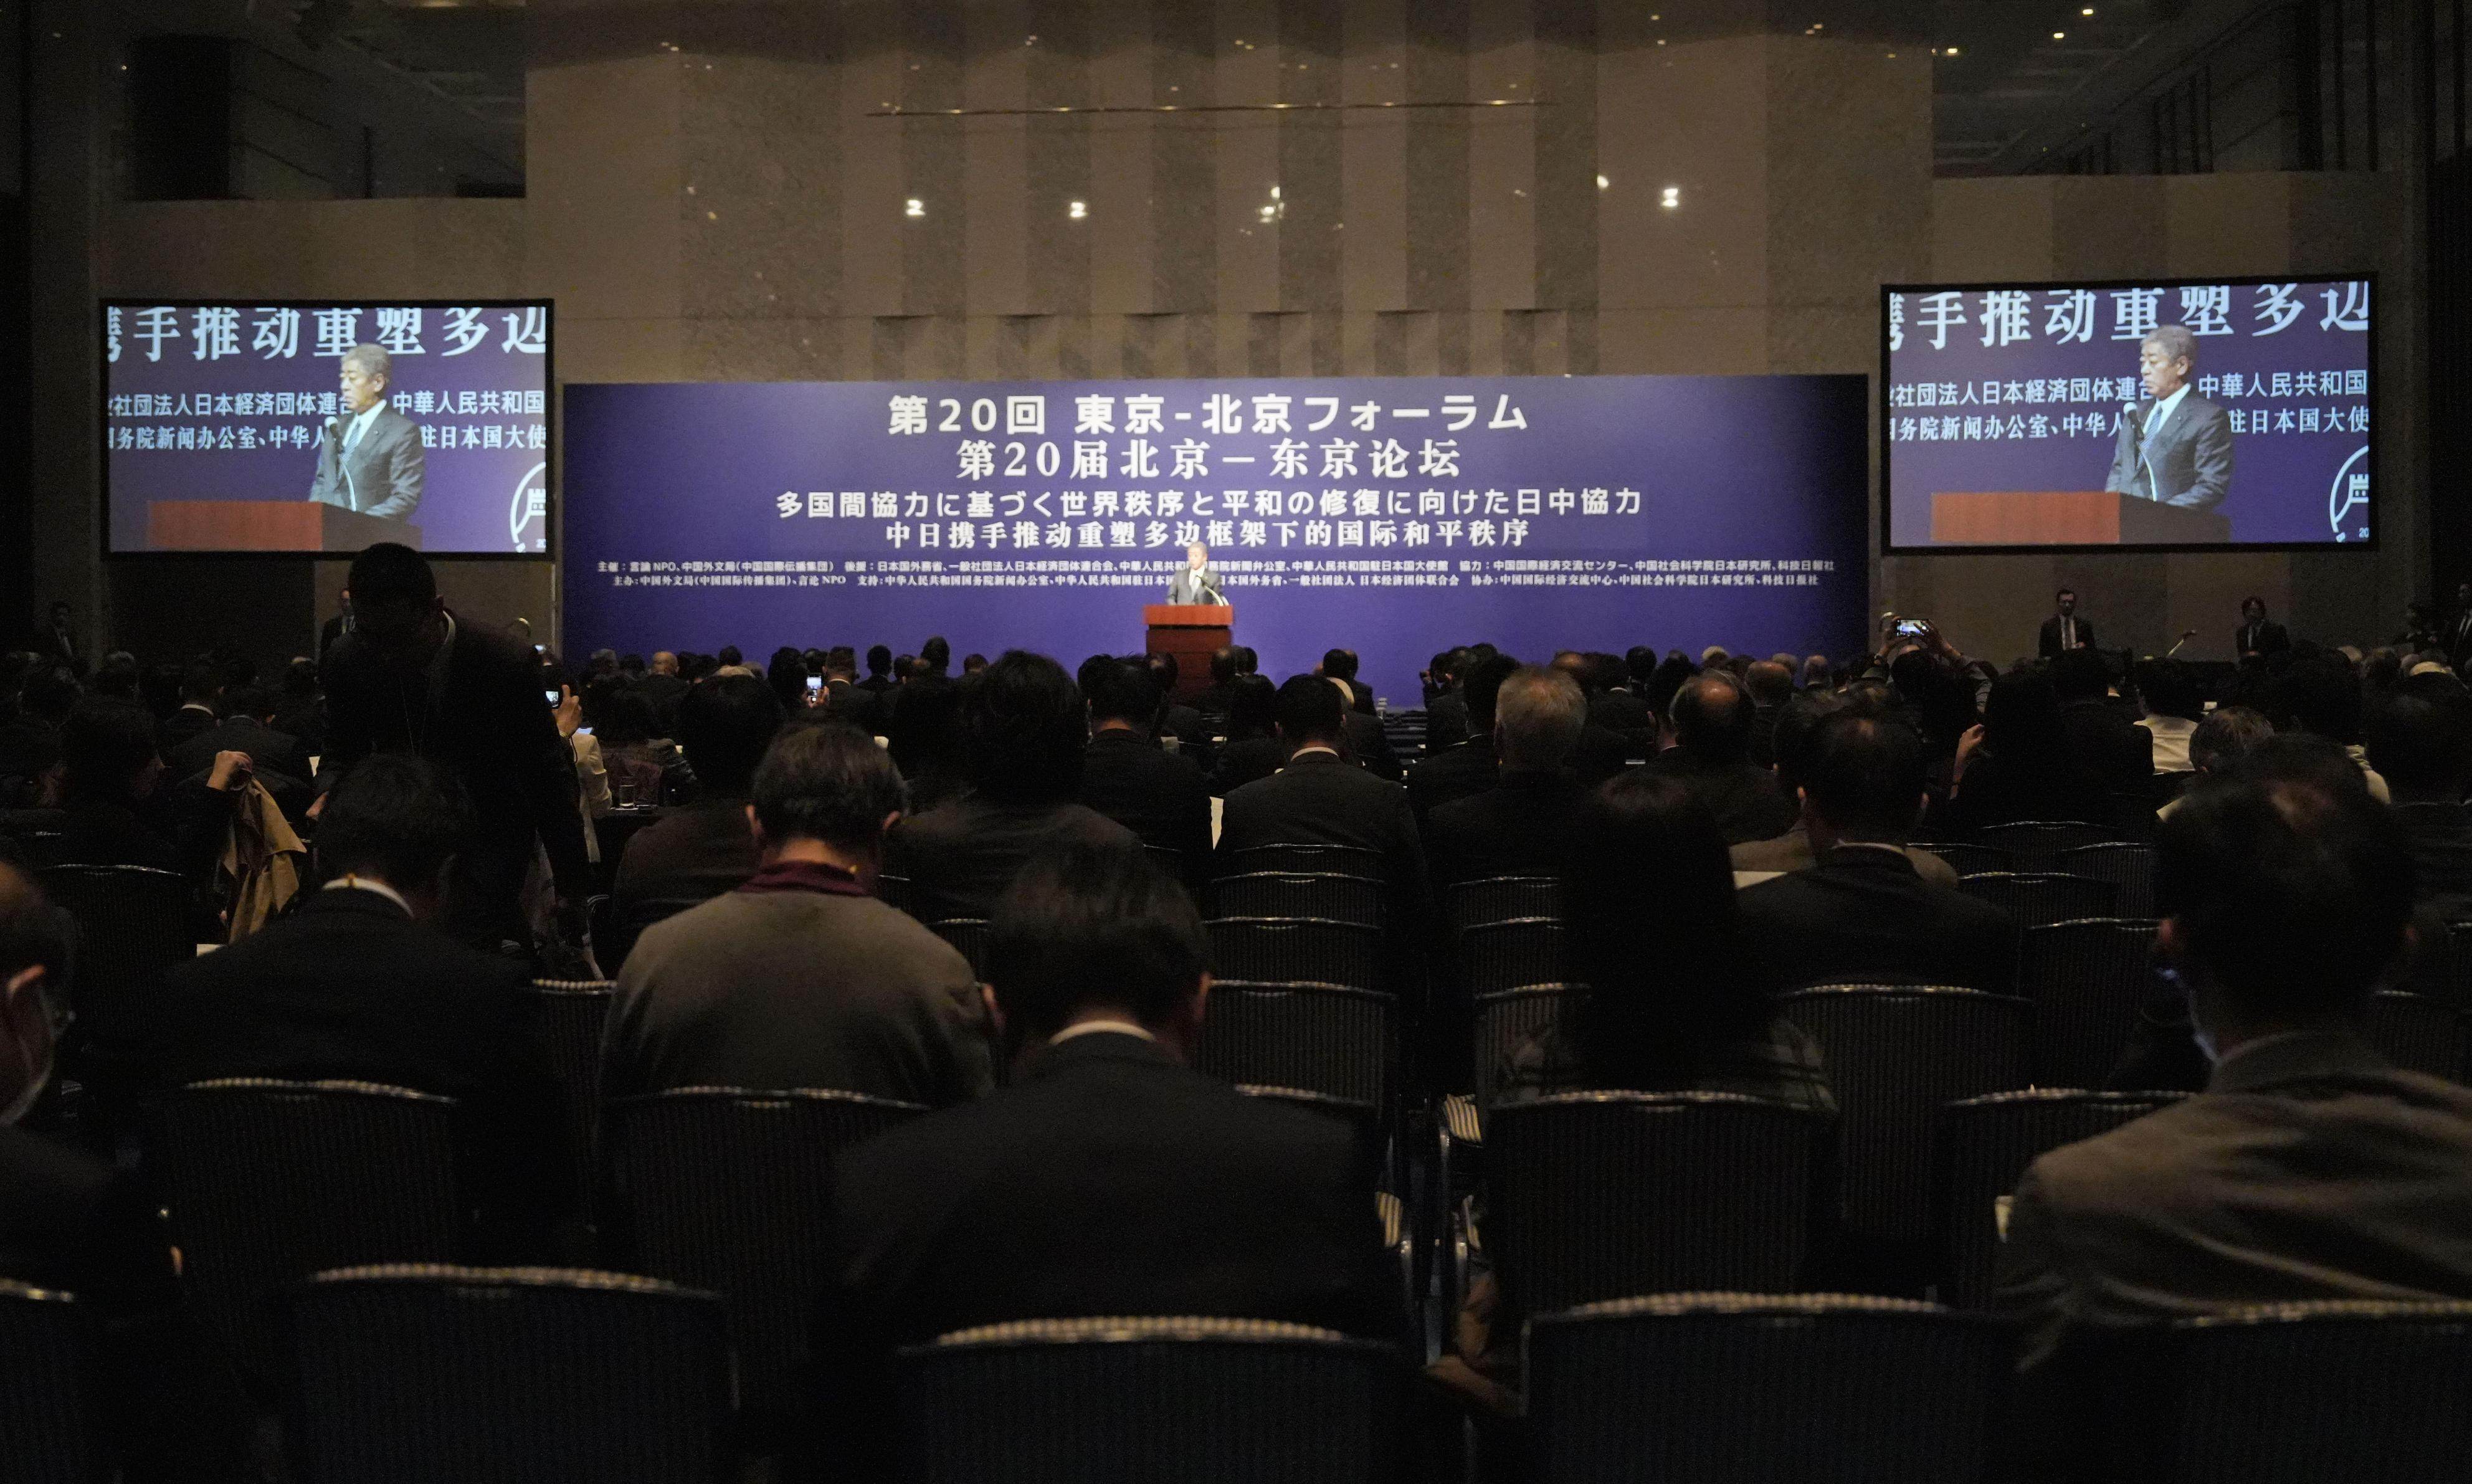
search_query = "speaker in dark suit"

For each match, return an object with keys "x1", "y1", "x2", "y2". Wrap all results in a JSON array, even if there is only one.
[
  {"x1": 2103, "y1": 326, "x2": 2234, "y2": 515},
  {"x1": 308, "y1": 347, "x2": 425, "y2": 521},
  {"x1": 2234, "y1": 598, "x2": 2291, "y2": 659},
  {"x1": 2038, "y1": 591, "x2": 2096, "y2": 660}
]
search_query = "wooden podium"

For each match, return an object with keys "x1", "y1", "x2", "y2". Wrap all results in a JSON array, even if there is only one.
[
  {"x1": 1143, "y1": 604, "x2": 1232, "y2": 700},
  {"x1": 1929, "y1": 491, "x2": 2230, "y2": 546},
  {"x1": 145, "y1": 500, "x2": 423, "y2": 553}
]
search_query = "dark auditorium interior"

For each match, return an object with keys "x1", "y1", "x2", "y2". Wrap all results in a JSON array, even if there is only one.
[{"x1": 16, "y1": 2, "x2": 2472, "y2": 1482}]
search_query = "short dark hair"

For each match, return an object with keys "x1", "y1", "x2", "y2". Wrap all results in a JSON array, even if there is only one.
[
  {"x1": 865, "y1": 644, "x2": 891, "y2": 677},
  {"x1": 2273, "y1": 657, "x2": 2364, "y2": 744},
  {"x1": 2135, "y1": 659, "x2": 2202, "y2": 721},
  {"x1": 1803, "y1": 712, "x2": 1928, "y2": 842},
  {"x1": 1321, "y1": 648, "x2": 1359, "y2": 681},
  {"x1": 2050, "y1": 647, "x2": 2111, "y2": 703},
  {"x1": 346, "y1": 543, "x2": 435, "y2": 608},
  {"x1": 676, "y1": 673, "x2": 782, "y2": 796},
  {"x1": 2160, "y1": 774, "x2": 2412, "y2": 1014},
  {"x1": 1083, "y1": 657, "x2": 1160, "y2": 728},
  {"x1": 717, "y1": 644, "x2": 744, "y2": 668},
  {"x1": 963, "y1": 652, "x2": 1087, "y2": 803},
  {"x1": 921, "y1": 635, "x2": 951, "y2": 673},
  {"x1": 986, "y1": 837, "x2": 1205, "y2": 1043},
  {"x1": 1273, "y1": 674, "x2": 1345, "y2": 744},
  {"x1": 2056, "y1": 587, "x2": 2076, "y2": 601},
  {"x1": 1669, "y1": 674, "x2": 1753, "y2": 762},
  {"x1": 282, "y1": 658, "x2": 320, "y2": 697},
  {"x1": 179, "y1": 660, "x2": 224, "y2": 705},
  {"x1": 751, "y1": 724, "x2": 907, "y2": 851},
  {"x1": 1769, "y1": 688, "x2": 1845, "y2": 795},
  {"x1": 2364, "y1": 675, "x2": 2472, "y2": 799},
  {"x1": 317, "y1": 753, "x2": 471, "y2": 890},
  {"x1": 2190, "y1": 704, "x2": 2274, "y2": 774},
  {"x1": 222, "y1": 686, "x2": 277, "y2": 723},
  {"x1": 1462, "y1": 652, "x2": 1522, "y2": 733},
  {"x1": 1224, "y1": 673, "x2": 1277, "y2": 738},
  {"x1": 57, "y1": 702, "x2": 158, "y2": 802}
]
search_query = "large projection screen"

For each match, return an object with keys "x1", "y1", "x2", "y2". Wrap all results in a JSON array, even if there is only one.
[{"x1": 1881, "y1": 275, "x2": 2374, "y2": 553}]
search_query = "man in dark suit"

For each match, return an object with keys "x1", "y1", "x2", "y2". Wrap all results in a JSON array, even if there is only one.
[
  {"x1": 1422, "y1": 647, "x2": 1473, "y2": 751},
  {"x1": 2446, "y1": 581, "x2": 2472, "y2": 672},
  {"x1": 33, "y1": 601, "x2": 82, "y2": 677},
  {"x1": 1427, "y1": 666, "x2": 1589, "y2": 887},
  {"x1": 1164, "y1": 541, "x2": 1228, "y2": 606},
  {"x1": 162, "y1": 686, "x2": 308, "y2": 786},
  {"x1": 1407, "y1": 653, "x2": 1517, "y2": 825},
  {"x1": 2365, "y1": 674, "x2": 2472, "y2": 916},
  {"x1": 1731, "y1": 691, "x2": 1960, "y2": 885},
  {"x1": 1738, "y1": 711, "x2": 2019, "y2": 992},
  {"x1": 828, "y1": 837, "x2": 1397, "y2": 1409},
  {"x1": 1644, "y1": 673, "x2": 1800, "y2": 845},
  {"x1": 1221, "y1": 675, "x2": 1428, "y2": 939},
  {"x1": 1321, "y1": 648, "x2": 1377, "y2": 716},
  {"x1": 2104, "y1": 324, "x2": 2234, "y2": 515},
  {"x1": 885, "y1": 652, "x2": 1136, "y2": 922},
  {"x1": 614, "y1": 673, "x2": 782, "y2": 921},
  {"x1": 157, "y1": 660, "x2": 224, "y2": 753},
  {"x1": 113, "y1": 754, "x2": 568, "y2": 1257},
  {"x1": 2037, "y1": 589, "x2": 2095, "y2": 661},
  {"x1": 318, "y1": 590, "x2": 354, "y2": 662},
  {"x1": 1143, "y1": 652, "x2": 1206, "y2": 743},
  {"x1": 308, "y1": 344, "x2": 425, "y2": 522},
  {"x1": 321, "y1": 543, "x2": 589, "y2": 954},
  {"x1": 1997, "y1": 773, "x2": 2472, "y2": 1372},
  {"x1": 635, "y1": 650, "x2": 691, "y2": 731},
  {"x1": 2051, "y1": 649, "x2": 2153, "y2": 805},
  {"x1": 2233, "y1": 596, "x2": 2290, "y2": 660},
  {"x1": 1077, "y1": 658, "x2": 1212, "y2": 875}
]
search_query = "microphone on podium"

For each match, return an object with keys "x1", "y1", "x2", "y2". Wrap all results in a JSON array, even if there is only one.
[{"x1": 2164, "y1": 629, "x2": 2198, "y2": 659}]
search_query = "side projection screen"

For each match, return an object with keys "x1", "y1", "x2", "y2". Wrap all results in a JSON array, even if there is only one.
[{"x1": 1881, "y1": 276, "x2": 2373, "y2": 553}]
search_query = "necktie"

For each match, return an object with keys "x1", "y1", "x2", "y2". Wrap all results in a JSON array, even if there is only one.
[{"x1": 343, "y1": 416, "x2": 365, "y2": 456}]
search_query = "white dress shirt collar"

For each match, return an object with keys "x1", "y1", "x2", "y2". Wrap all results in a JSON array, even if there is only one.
[
  {"x1": 2148, "y1": 382, "x2": 2192, "y2": 433},
  {"x1": 323, "y1": 873, "x2": 413, "y2": 916},
  {"x1": 345, "y1": 399, "x2": 387, "y2": 447},
  {"x1": 1050, "y1": 1018, "x2": 1156, "y2": 1046}
]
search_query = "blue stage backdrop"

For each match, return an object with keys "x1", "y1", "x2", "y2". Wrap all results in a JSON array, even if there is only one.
[{"x1": 561, "y1": 375, "x2": 1869, "y2": 707}]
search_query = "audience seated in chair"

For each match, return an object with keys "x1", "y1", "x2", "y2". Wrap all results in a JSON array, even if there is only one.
[
  {"x1": 1426, "y1": 665, "x2": 1590, "y2": 888},
  {"x1": 112, "y1": 754, "x2": 569, "y2": 1259},
  {"x1": 1731, "y1": 690, "x2": 1960, "y2": 886},
  {"x1": 613, "y1": 673, "x2": 783, "y2": 918},
  {"x1": 2365, "y1": 673, "x2": 2472, "y2": 916},
  {"x1": 161, "y1": 685, "x2": 310, "y2": 794},
  {"x1": 604, "y1": 723, "x2": 991, "y2": 1106},
  {"x1": 1642, "y1": 673, "x2": 1799, "y2": 845},
  {"x1": 1407, "y1": 652, "x2": 1519, "y2": 825},
  {"x1": 883, "y1": 651, "x2": 1136, "y2": 922},
  {"x1": 2051, "y1": 649, "x2": 2154, "y2": 802},
  {"x1": 1075, "y1": 657, "x2": 1212, "y2": 872},
  {"x1": 1941, "y1": 671, "x2": 2110, "y2": 832},
  {"x1": 1999, "y1": 766, "x2": 2472, "y2": 1373},
  {"x1": 2132, "y1": 659, "x2": 2204, "y2": 776},
  {"x1": 1739, "y1": 710, "x2": 2020, "y2": 992},
  {"x1": 1207, "y1": 673, "x2": 1286, "y2": 796}
]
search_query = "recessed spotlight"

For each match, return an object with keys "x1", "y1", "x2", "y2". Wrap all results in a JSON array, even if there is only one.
[
  {"x1": 2053, "y1": 31, "x2": 2066, "y2": 39},
  {"x1": 904, "y1": 198, "x2": 925, "y2": 218},
  {"x1": 1596, "y1": 174, "x2": 1610, "y2": 189},
  {"x1": 1946, "y1": 45, "x2": 1961, "y2": 55},
  {"x1": 1660, "y1": 186, "x2": 1681, "y2": 209},
  {"x1": 1068, "y1": 200, "x2": 1087, "y2": 219}
]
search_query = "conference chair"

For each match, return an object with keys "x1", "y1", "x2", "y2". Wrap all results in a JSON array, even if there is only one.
[
  {"x1": 2362, "y1": 989, "x2": 2469, "y2": 1083},
  {"x1": 1234, "y1": 1085, "x2": 1414, "y2": 1335},
  {"x1": 1209, "y1": 871, "x2": 1386, "y2": 930},
  {"x1": 1192, "y1": 981, "x2": 1395, "y2": 1109},
  {"x1": 1524, "y1": 1293, "x2": 2012, "y2": 1484},
  {"x1": 1470, "y1": 983, "x2": 1586, "y2": 1110},
  {"x1": 1458, "y1": 916, "x2": 1570, "y2": 998},
  {"x1": 1215, "y1": 842, "x2": 1387, "y2": 881},
  {"x1": 601, "y1": 1087, "x2": 925, "y2": 1425},
  {"x1": 1913, "y1": 840, "x2": 2013, "y2": 880},
  {"x1": 2016, "y1": 918, "x2": 2163, "y2": 1088},
  {"x1": 875, "y1": 872, "x2": 915, "y2": 915},
  {"x1": 282, "y1": 1265, "x2": 733, "y2": 1484},
  {"x1": 1936, "y1": 1088, "x2": 2187, "y2": 1309},
  {"x1": 1975, "y1": 820, "x2": 2121, "y2": 873},
  {"x1": 896, "y1": 1316, "x2": 1405, "y2": 1484},
  {"x1": 1959, "y1": 871, "x2": 2118, "y2": 928},
  {"x1": 2058, "y1": 841, "x2": 2159, "y2": 919},
  {"x1": 149, "y1": 1079, "x2": 463, "y2": 1385},
  {"x1": 529, "y1": 978, "x2": 615, "y2": 1215},
  {"x1": 2074, "y1": 1300, "x2": 2472, "y2": 1484},
  {"x1": 1776, "y1": 986, "x2": 2031, "y2": 1284},
  {"x1": 37, "y1": 862, "x2": 191, "y2": 1040},
  {"x1": 926, "y1": 918, "x2": 991, "y2": 980},
  {"x1": 1485, "y1": 1093, "x2": 1837, "y2": 1316},
  {"x1": 0, "y1": 1280, "x2": 98, "y2": 1484},
  {"x1": 1205, "y1": 916, "x2": 1384, "y2": 994},
  {"x1": 1445, "y1": 875, "x2": 1564, "y2": 933}
]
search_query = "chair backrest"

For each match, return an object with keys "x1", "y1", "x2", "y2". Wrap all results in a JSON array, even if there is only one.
[
  {"x1": 1214, "y1": 842, "x2": 1387, "y2": 880},
  {"x1": 150, "y1": 1079, "x2": 464, "y2": 1385},
  {"x1": 601, "y1": 1087, "x2": 926, "y2": 1417},
  {"x1": 528, "y1": 979, "x2": 614, "y2": 1211},
  {"x1": 1192, "y1": 981, "x2": 1395, "y2": 1108},
  {"x1": 1936, "y1": 1088, "x2": 2187, "y2": 1309},
  {"x1": 282, "y1": 1265, "x2": 732, "y2": 1484},
  {"x1": 927, "y1": 918, "x2": 991, "y2": 979},
  {"x1": 1447, "y1": 875, "x2": 1564, "y2": 933},
  {"x1": 2017, "y1": 918, "x2": 2163, "y2": 1087},
  {"x1": 2082, "y1": 1301, "x2": 2472, "y2": 1484},
  {"x1": 1914, "y1": 841, "x2": 2013, "y2": 879},
  {"x1": 2362, "y1": 990, "x2": 2468, "y2": 1083},
  {"x1": 37, "y1": 862, "x2": 191, "y2": 1035},
  {"x1": 1975, "y1": 820, "x2": 2121, "y2": 873},
  {"x1": 1470, "y1": 984, "x2": 1586, "y2": 1109},
  {"x1": 2058, "y1": 842, "x2": 2159, "y2": 919},
  {"x1": 1207, "y1": 871, "x2": 1384, "y2": 929},
  {"x1": 1959, "y1": 870, "x2": 2118, "y2": 928},
  {"x1": 1526, "y1": 1293, "x2": 2011, "y2": 1484},
  {"x1": 875, "y1": 872, "x2": 914, "y2": 915},
  {"x1": 1460, "y1": 916, "x2": 1571, "y2": 998},
  {"x1": 0, "y1": 1281, "x2": 98, "y2": 1484},
  {"x1": 1205, "y1": 916, "x2": 1384, "y2": 993},
  {"x1": 1232, "y1": 1085, "x2": 1389, "y2": 1195},
  {"x1": 896, "y1": 1316, "x2": 1402, "y2": 1484},
  {"x1": 1486, "y1": 1094, "x2": 1835, "y2": 1315},
  {"x1": 1776, "y1": 986, "x2": 2032, "y2": 1250}
]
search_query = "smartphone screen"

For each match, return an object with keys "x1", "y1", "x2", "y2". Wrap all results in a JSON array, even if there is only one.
[
  {"x1": 544, "y1": 689, "x2": 560, "y2": 705},
  {"x1": 806, "y1": 675, "x2": 823, "y2": 693}
]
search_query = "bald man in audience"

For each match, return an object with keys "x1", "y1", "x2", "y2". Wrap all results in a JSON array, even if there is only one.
[{"x1": 1425, "y1": 665, "x2": 1589, "y2": 887}]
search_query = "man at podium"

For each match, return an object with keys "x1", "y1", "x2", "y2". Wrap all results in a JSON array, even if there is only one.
[
  {"x1": 1164, "y1": 541, "x2": 1227, "y2": 606},
  {"x1": 309, "y1": 343, "x2": 425, "y2": 521},
  {"x1": 2103, "y1": 324, "x2": 2233, "y2": 515}
]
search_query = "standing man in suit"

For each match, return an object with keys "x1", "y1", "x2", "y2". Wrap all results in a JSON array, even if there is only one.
[
  {"x1": 2104, "y1": 323, "x2": 2234, "y2": 515},
  {"x1": 2038, "y1": 589, "x2": 2095, "y2": 660},
  {"x1": 1997, "y1": 772, "x2": 2472, "y2": 1371},
  {"x1": 32, "y1": 602, "x2": 82, "y2": 677},
  {"x1": 308, "y1": 343, "x2": 425, "y2": 523},
  {"x1": 318, "y1": 589, "x2": 354, "y2": 660},
  {"x1": 2446, "y1": 581, "x2": 2472, "y2": 671},
  {"x1": 1164, "y1": 541, "x2": 1227, "y2": 605},
  {"x1": 2234, "y1": 596, "x2": 2291, "y2": 660}
]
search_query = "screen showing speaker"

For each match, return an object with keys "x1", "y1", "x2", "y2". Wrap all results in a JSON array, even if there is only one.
[
  {"x1": 102, "y1": 299, "x2": 552, "y2": 556},
  {"x1": 1881, "y1": 276, "x2": 2372, "y2": 552}
]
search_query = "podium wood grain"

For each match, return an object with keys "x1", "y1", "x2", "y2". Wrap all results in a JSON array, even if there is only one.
[
  {"x1": 1929, "y1": 491, "x2": 2231, "y2": 546},
  {"x1": 145, "y1": 501, "x2": 424, "y2": 553},
  {"x1": 1143, "y1": 604, "x2": 1232, "y2": 701}
]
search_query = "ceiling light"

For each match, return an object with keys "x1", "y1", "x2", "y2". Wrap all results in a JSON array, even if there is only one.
[
  {"x1": 2053, "y1": 31, "x2": 2066, "y2": 39},
  {"x1": 1595, "y1": 174, "x2": 1610, "y2": 189},
  {"x1": 904, "y1": 198, "x2": 925, "y2": 218},
  {"x1": 1660, "y1": 186, "x2": 1681, "y2": 209},
  {"x1": 1068, "y1": 200, "x2": 1086, "y2": 220}
]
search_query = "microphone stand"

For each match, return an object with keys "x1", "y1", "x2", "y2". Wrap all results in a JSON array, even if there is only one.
[{"x1": 2164, "y1": 629, "x2": 2197, "y2": 659}]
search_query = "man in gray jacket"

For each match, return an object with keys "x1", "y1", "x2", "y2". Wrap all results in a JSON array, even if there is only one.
[
  {"x1": 310, "y1": 342, "x2": 426, "y2": 523},
  {"x1": 2103, "y1": 323, "x2": 2233, "y2": 514},
  {"x1": 601, "y1": 723, "x2": 992, "y2": 1106}
]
